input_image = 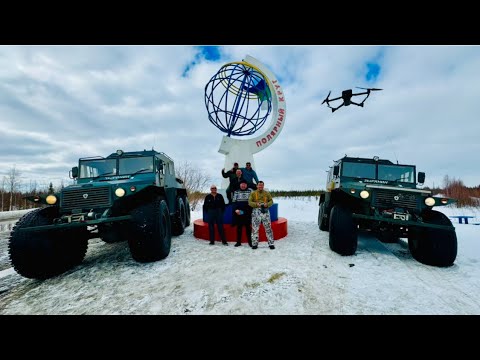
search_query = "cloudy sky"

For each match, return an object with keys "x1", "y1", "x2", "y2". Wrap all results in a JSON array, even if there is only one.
[{"x1": 0, "y1": 45, "x2": 479, "y2": 191}]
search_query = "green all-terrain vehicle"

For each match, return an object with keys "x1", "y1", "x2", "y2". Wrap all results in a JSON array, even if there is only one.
[
  {"x1": 9, "y1": 149, "x2": 190, "y2": 279},
  {"x1": 318, "y1": 156, "x2": 457, "y2": 267}
]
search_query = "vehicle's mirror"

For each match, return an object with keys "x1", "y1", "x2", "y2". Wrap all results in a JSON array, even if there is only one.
[
  {"x1": 157, "y1": 162, "x2": 163, "y2": 171},
  {"x1": 418, "y1": 172, "x2": 425, "y2": 184},
  {"x1": 333, "y1": 165, "x2": 339, "y2": 176},
  {"x1": 71, "y1": 166, "x2": 79, "y2": 179}
]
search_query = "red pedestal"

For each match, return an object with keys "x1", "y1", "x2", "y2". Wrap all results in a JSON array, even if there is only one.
[{"x1": 193, "y1": 217, "x2": 288, "y2": 243}]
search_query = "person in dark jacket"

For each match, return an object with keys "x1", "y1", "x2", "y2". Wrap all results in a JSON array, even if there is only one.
[
  {"x1": 231, "y1": 180, "x2": 253, "y2": 247},
  {"x1": 221, "y1": 162, "x2": 239, "y2": 204},
  {"x1": 230, "y1": 169, "x2": 246, "y2": 195},
  {"x1": 203, "y1": 185, "x2": 228, "y2": 245},
  {"x1": 241, "y1": 162, "x2": 259, "y2": 190}
]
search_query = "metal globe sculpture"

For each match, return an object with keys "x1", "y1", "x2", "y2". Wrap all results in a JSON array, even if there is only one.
[
  {"x1": 203, "y1": 55, "x2": 287, "y2": 190},
  {"x1": 195, "y1": 56, "x2": 289, "y2": 244},
  {"x1": 204, "y1": 62, "x2": 272, "y2": 137}
]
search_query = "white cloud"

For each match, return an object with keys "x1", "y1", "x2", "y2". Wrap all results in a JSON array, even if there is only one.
[{"x1": 0, "y1": 45, "x2": 479, "y2": 190}]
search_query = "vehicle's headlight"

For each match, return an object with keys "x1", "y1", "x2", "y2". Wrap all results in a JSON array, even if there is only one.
[
  {"x1": 46, "y1": 195, "x2": 57, "y2": 205},
  {"x1": 360, "y1": 190, "x2": 370, "y2": 199},
  {"x1": 424, "y1": 197, "x2": 435, "y2": 206},
  {"x1": 115, "y1": 188, "x2": 126, "y2": 197}
]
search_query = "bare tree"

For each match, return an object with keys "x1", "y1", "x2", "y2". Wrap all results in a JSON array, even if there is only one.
[
  {"x1": 28, "y1": 179, "x2": 38, "y2": 194},
  {"x1": 27, "y1": 180, "x2": 38, "y2": 209},
  {"x1": 1, "y1": 176, "x2": 6, "y2": 212},
  {"x1": 38, "y1": 181, "x2": 49, "y2": 194},
  {"x1": 7, "y1": 166, "x2": 21, "y2": 211},
  {"x1": 443, "y1": 175, "x2": 451, "y2": 197},
  {"x1": 175, "y1": 161, "x2": 211, "y2": 210}
]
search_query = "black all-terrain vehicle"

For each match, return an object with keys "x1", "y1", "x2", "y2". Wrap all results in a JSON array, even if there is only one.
[
  {"x1": 318, "y1": 156, "x2": 457, "y2": 267},
  {"x1": 9, "y1": 149, "x2": 190, "y2": 279}
]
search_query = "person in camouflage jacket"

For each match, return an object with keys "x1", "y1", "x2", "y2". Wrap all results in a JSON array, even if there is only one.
[{"x1": 248, "y1": 181, "x2": 275, "y2": 250}]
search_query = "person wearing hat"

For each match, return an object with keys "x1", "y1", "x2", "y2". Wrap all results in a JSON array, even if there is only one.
[
  {"x1": 221, "y1": 162, "x2": 239, "y2": 204},
  {"x1": 231, "y1": 179, "x2": 253, "y2": 247}
]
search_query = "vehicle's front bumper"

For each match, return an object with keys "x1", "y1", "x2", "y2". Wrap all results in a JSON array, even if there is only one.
[
  {"x1": 17, "y1": 215, "x2": 132, "y2": 232},
  {"x1": 352, "y1": 213, "x2": 455, "y2": 231}
]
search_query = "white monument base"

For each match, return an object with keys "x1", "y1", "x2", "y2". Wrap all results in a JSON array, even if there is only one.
[{"x1": 219, "y1": 135, "x2": 257, "y2": 190}]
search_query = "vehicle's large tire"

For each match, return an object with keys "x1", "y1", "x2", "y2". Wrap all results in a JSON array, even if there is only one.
[
  {"x1": 99, "y1": 223, "x2": 128, "y2": 243},
  {"x1": 183, "y1": 195, "x2": 191, "y2": 227},
  {"x1": 128, "y1": 197, "x2": 172, "y2": 262},
  {"x1": 172, "y1": 196, "x2": 186, "y2": 236},
  {"x1": 9, "y1": 207, "x2": 88, "y2": 279},
  {"x1": 329, "y1": 205, "x2": 358, "y2": 256},
  {"x1": 318, "y1": 202, "x2": 329, "y2": 231},
  {"x1": 60, "y1": 227, "x2": 89, "y2": 268},
  {"x1": 408, "y1": 210, "x2": 457, "y2": 267}
]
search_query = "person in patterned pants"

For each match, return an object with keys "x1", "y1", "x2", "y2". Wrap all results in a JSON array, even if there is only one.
[{"x1": 248, "y1": 181, "x2": 275, "y2": 250}]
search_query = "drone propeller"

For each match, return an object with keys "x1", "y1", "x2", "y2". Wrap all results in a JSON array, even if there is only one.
[
  {"x1": 321, "y1": 90, "x2": 331, "y2": 104},
  {"x1": 356, "y1": 87, "x2": 383, "y2": 91}
]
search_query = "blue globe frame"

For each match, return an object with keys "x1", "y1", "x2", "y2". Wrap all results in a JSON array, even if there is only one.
[{"x1": 204, "y1": 62, "x2": 273, "y2": 137}]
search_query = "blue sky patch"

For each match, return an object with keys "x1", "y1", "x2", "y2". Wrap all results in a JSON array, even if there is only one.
[
  {"x1": 197, "y1": 46, "x2": 221, "y2": 61},
  {"x1": 365, "y1": 62, "x2": 380, "y2": 82},
  {"x1": 183, "y1": 46, "x2": 222, "y2": 77}
]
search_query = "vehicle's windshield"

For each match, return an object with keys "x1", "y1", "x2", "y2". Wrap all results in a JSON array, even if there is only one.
[
  {"x1": 341, "y1": 161, "x2": 415, "y2": 183},
  {"x1": 342, "y1": 162, "x2": 376, "y2": 179},
  {"x1": 79, "y1": 159, "x2": 117, "y2": 179},
  {"x1": 378, "y1": 164, "x2": 415, "y2": 183},
  {"x1": 79, "y1": 156, "x2": 155, "y2": 179},
  {"x1": 119, "y1": 157, "x2": 154, "y2": 176}
]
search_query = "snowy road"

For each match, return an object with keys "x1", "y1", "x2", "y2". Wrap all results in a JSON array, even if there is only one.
[{"x1": 0, "y1": 198, "x2": 479, "y2": 315}]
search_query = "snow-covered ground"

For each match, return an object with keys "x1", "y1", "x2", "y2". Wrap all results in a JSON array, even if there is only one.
[
  {"x1": 0, "y1": 209, "x2": 34, "y2": 221},
  {"x1": 0, "y1": 197, "x2": 479, "y2": 315}
]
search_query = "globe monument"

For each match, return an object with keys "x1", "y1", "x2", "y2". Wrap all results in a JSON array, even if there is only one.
[{"x1": 194, "y1": 55, "x2": 288, "y2": 243}]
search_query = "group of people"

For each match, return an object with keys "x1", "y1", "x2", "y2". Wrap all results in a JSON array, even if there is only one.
[
  {"x1": 221, "y1": 162, "x2": 259, "y2": 203},
  {"x1": 203, "y1": 162, "x2": 275, "y2": 250}
]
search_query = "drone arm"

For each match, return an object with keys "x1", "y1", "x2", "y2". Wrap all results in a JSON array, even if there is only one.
[
  {"x1": 331, "y1": 103, "x2": 345, "y2": 112},
  {"x1": 323, "y1": 95, "x2": 344, "y2": 111},
  {"x1": 328, "y1": 95, "x2": 343, "y2": 102},
  {"x1": 322, "y1": 95, "x2": 342, "y2": 105},
  {"x1": 353, "y1": 90, "x2": 371, "y2": 106},
  {"x1": 349, "y1": 100, "x2": 364, "y2": 107},
  {"x1": 351, "y1": 91, "x2": 368, "y2": 96}
]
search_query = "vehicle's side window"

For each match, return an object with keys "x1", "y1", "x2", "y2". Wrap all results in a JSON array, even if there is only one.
[{"x1": 155, "y1": 158, "x2": 161, "y2": 173}]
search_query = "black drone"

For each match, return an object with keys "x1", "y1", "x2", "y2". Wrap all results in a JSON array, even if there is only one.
[{"x1": 322, "y1": 87, "x2": 383, "y2": 113}]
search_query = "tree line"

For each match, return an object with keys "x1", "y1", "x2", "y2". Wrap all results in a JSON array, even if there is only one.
[
  {"x1": 1, "y1": 164, "x2": 479, "y2": 212},
  {"x1": 428, "y1": 175, "x2": 480, "y2": 207},
  {"x1": 0, "y1": 166, "x2": 61, "y2": 211}
]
